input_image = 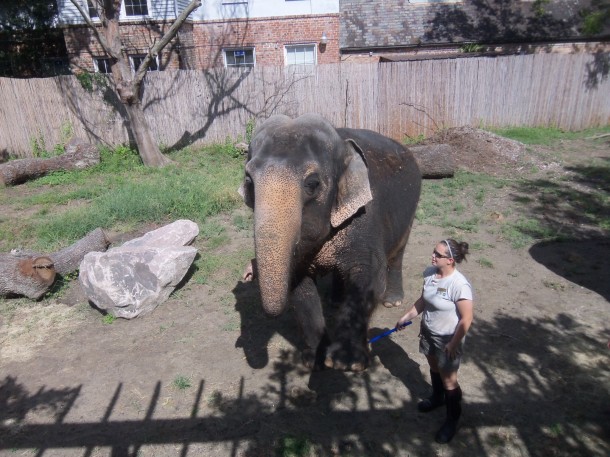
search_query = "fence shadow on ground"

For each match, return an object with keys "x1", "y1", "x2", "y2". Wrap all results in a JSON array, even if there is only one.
[{"x1": 1, "y1": 305, "x2": 608, "y2": 455}]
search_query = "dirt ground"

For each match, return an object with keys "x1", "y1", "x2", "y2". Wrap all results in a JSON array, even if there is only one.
[{"x1": 1, "y1": 130, "x2": 609, "y2": 457}]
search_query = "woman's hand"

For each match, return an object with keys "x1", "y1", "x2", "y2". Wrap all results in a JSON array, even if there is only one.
[
  {"x1": 395, "y1": 316, "x2": 410, "y2": 330},
  {"x1": 444, "y1": 341, "x2": 461, "y2": 359},
  {"x1": 395, "y1": 296, "x2": 425, "y2": 329}
]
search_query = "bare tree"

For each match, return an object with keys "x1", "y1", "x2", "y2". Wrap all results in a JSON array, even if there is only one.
[{"x1": 69, "y1": 0, "x2": 201, "y2": 167}]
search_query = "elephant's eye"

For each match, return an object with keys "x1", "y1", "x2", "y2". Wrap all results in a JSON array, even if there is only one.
[
  {"x1": 244, "y1": 175, "x2": 253, "y2": 186},
  {"x1": 304, "y1": 174, "x2": 320, "y2": 196}
]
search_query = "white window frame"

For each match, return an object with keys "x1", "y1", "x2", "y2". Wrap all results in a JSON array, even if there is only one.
[
  {"x1": 86, "y1": 0, "x2": 100, "y2": 19},
  {"x1": 94, "y1": 57, "x2": 112, "y2": 73},
  {"x1": 284, "y1": 43, "x2": 317, "y2": 67},
  {"x1": 129, "y1": 54, "x2": 159, "y2": 72},
  {"x1": 121, "y1": 0, "x2": 151, "y2": 19},
  {"x1": 81, "y1": 1, "x2": 151, "y2": 21},
  {"x1": 223, "y1": 48, "x2": 255, "y2": 68}
]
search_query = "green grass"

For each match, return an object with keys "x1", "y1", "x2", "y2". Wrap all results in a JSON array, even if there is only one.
[
  {"x1": 416, "y1": 170, "x2": 508, "y2": 228},
  {"x1": 276, "y1": 435, "x2": 313, "y2": 457},
  {"x1": 0, "y1": 144, "x2": 245, "y2": 252},
  {"x1": 172, "y1": 375, "x2": 192, "y2": 390},
  {"x1": 102, "y1": 314, "x2": 117, "y2": 324},
  {"x1": 489, "y1": 125, "x2": 610, "y2": 145}
]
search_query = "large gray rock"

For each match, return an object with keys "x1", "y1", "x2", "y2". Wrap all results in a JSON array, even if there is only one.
[{"x1": 79, "y1": 220, "x2": 199, "y2": 319}]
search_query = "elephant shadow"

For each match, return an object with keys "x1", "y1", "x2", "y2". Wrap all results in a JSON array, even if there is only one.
[
  {"x1": 232, "y1": 280, "x2": 300, "y2": 369},
  {"x1": 232, "y1": 276, "x2": 427, "y2": 401},
  {"x1": 231, "y1": 273, "x2": 346, "y2": 370}
]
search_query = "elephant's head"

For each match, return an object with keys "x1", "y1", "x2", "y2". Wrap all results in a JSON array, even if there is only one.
[{"x1": 239, "y1": 114, "x2": 372, "y2": 317}]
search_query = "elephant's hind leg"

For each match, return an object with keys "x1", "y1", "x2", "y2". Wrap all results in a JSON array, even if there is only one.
[{"x1": 382, "y1": 245, "x2": 406, "y2": 308}]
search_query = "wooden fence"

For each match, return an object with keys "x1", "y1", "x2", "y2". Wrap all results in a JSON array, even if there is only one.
[{"x1": 1, "y1": 52, "x2": 609, "y2": 158}]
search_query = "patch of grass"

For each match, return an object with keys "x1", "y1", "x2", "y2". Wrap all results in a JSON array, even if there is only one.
[
  {"x1": 172, "y1": 375, "x2": 192, "y2": 390},
  {"x1": 102, "y1": 314, "x2": 117, "y2": 324},
  {"x1": 477, "y1": 258, "x2": 494, "y2": 268},
  {"x1": 444, "y1": 216, "x2": 481, "y2": 233},
  {"x1": 10, "y1": 145, "x2": 244, "y2": 251},
  {"x1": 500, "y1": 217, "x2": 559, "y2": 249},
  {"x1": 549, "y1": 423, "x2": 563, "y2": 437},
  {"x1": 417, "y1": 171, "x2": 508, "y2": 227},
  {"x1": 233, "y1": 213, "x2": 252, "y2": 231},
  {"x1": 192, "y1": 248, "x2": 253, "y2": 286},
  {"x1": 276, "y1": 435, "x2": 312, "y2": 457},
  {"x1": 490, "y1": 125, "x2": 610, "y2": 145},
  {"x1": 45, "y1": 272, "x2": 79, "y2": 299},
  {"x1": 199, "y1": 220, "x2": 230, "y2": 249},
  {"x1": 207, "y1": 390, "x2": 223, "y2": 408},
  {"x1": 402, "y1": 134, "x2": 426, "y2": 145}
]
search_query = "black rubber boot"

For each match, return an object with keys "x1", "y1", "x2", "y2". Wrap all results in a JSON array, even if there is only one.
[
  {"x1": 417, "y1": 370, "x2": 445, "y2": 412},
  {"x1": 435, "y1": 386, "x2": 462, "y2": 444}
]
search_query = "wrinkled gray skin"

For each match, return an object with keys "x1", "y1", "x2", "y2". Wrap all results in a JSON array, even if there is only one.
[{"x1": 239, "y1": 114, "x2": 421, "y2": 371}]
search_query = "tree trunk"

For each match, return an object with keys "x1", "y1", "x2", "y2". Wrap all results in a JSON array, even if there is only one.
[
  {"x1": 0, "y1": 228, "x2": 110, "y2": 299},
  {"x1": 0, "y1": 138, "x2": 100, "y2": 186},
  {"x1": 124, "y1": 102, "x2": 173, "y2": 167},
  {"x1": 409, "y1": 144, "x2": 456, "y2": 179}
]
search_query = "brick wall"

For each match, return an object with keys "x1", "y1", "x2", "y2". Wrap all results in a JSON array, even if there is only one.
[
  {"x1": 63, "y1": 22, "x2": 182, "y2": 74},
  {"x1": 62, "y1": 14, "x2": 340, "y2": 73},
  {"x1": 189, "y1": 15, "x2": 340, "y2": 68}
]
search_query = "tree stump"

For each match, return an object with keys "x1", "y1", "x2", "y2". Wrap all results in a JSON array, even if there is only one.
[
  {"x1": 409, "y1": 144, "x2": 456, "y2": 179},
  {"x1": 0, "y1": 228, "x2": 110, "y2": 299},
  {"x1": 0, "y1": 138, "x2": 100, "y2": 186}
]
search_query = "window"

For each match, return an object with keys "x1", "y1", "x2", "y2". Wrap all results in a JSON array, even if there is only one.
[
  {"x1": 130, "y1": 54, "x2": 158, "y2": 72},
  {"x1": 94, "y1": 58, "x2": 112, "y2": 73},
  {"x1": 87, "y1": 0, "x2": 99, "y2": 19},
  {"x1": 124, "y1": 0, "x2": 149, "y2": 17},
  {"x1": 285, "y1": 44, "x2": 316, "y2": 66},
  {"x1": 224, "y1": 49, "x2": 255, "y2": 68}
]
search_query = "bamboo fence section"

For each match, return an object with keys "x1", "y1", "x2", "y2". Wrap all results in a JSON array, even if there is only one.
[{"x1": 1, "y1": 53, "x2": 608, "y2": 158}]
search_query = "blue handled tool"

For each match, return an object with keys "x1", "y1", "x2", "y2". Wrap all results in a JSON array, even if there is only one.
[{"x1": 368, "y1": 321, "x2": 412, "y2": 344}]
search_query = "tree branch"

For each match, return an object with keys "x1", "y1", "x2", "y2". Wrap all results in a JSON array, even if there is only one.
[
  {"x1": 69, "y1": 0, "x2": 119, "y2": 60},
  {"x1": 134, "y1": 0, "x2": 202, "y2": 86}
]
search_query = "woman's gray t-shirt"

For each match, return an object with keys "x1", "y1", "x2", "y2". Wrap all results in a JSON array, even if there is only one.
[{"x1": 421, "y1": 266, "x2": 473, "y2": 336}]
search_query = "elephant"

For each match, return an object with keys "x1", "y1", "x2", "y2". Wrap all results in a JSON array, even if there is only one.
[{"x1": 239, "y1": 113, "x2": 421, "y2": 372}]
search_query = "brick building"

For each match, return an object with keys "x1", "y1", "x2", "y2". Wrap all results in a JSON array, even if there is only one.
[
  {"x1": 58, "y1": 0, "x2": 341, "y2": 73},
  {"x1": 57, "y1": 1, "x2": 608, "y2": 73}
]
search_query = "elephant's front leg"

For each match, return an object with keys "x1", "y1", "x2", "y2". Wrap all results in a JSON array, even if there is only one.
[
  {"x1": 325, "y1": 267, "x2": 381, "y2": 372},
  {"x1": 292, "y1": 276, "x2": 328, "y2": 370}
]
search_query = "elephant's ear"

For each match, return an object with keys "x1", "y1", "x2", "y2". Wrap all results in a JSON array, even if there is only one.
[
  {"x1": 238, "y1": 178, "x2": 254, "y2": 208},
  {"x1": 331, "y1": 139, "x2": 372, "y2": 228}
]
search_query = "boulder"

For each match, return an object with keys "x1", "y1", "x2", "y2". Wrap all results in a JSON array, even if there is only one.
[{"x1": 79, "y1": 220, "x2": 199, "y2": 319}]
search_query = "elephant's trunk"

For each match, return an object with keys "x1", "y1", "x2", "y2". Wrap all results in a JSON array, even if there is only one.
[{"x1": 253, "y1": 173, "x2": 302, "y2": 317}]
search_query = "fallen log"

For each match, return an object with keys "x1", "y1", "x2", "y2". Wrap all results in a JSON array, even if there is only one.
[
  {"x1": 0, "y1": 228, "x2": 110, "y2": 299},
  {"x1": 0, "y1": 256, "x2": 56, "y2": 300},
  {"x1": 409, "y1": 144, "x2": 456, "y2": 179},
  {"x1": 0, "y1": 138, "x2": 100, "y2": 186}
]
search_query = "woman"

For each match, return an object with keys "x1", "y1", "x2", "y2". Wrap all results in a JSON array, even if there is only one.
[{"x1": 396, "y1": 239, "x2": 474, "y2": 444}]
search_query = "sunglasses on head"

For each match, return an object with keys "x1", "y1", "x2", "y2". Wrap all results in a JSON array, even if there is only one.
[{"x1": 432, "y1": 250, "x2": 451, "y2": 259}]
